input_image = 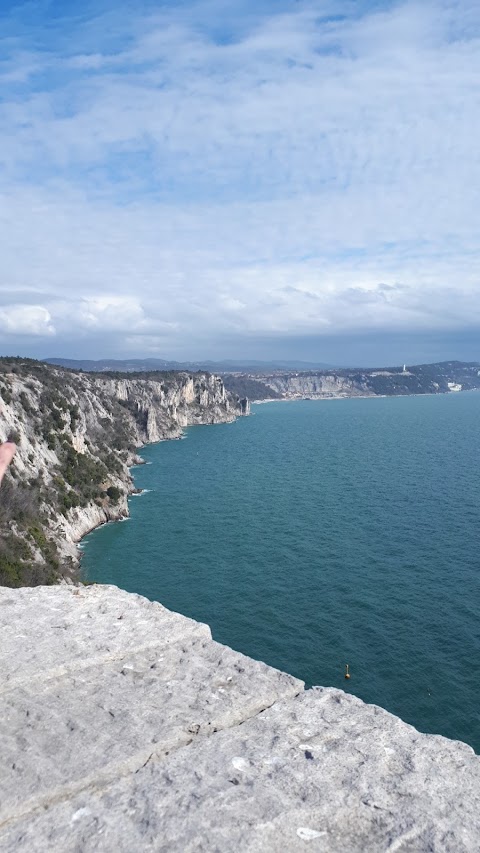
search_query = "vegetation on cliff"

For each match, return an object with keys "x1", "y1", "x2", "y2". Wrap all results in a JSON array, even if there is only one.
[
  {"x1": 229, "y1": 361, "x2": 480, "y2": 400},
  {"x1": 222, "y1": 375, "x2": 282, "y2": 400},
  {"x1": 0, "y1": 360, "x2": 132, "y2": 586},
  {"x1": 0, "y1": 358, "x2": 243, "y2": 588}
]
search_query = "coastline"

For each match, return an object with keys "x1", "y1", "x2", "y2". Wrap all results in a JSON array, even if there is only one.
[
  {"x1": 76, "y1": 386, "x2": 471, "y2": 579},
  {"x1": 251, "y1": 394, "x2": 377, "y2": 404},
  {"x1": 75, "y1": 447, "x2": 154, "y2": 576},
  {"x1": 75, "y1": 387, "x2": 480, "y2": 756},
  {"x1": 76, "y1": 384, "x2": 461, "y2": 567},
  {"x1": 76, "y1": 425, "x2": 226, "y2": 577},
  {"x1": 0, "y1": 364, "x2": 248, "y2": 588},
  {"x1": 250, "y1": 388, "x2": 472, "y2": 405}
]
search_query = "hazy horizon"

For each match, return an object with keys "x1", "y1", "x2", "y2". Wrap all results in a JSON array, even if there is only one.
[{"x1": 8, "y1": 341, "x2": 480, "y2": 372}]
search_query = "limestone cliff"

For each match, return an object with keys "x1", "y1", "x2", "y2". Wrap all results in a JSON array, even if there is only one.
[
  {"x1": 262, "y1": 372, "x2": 371, "y2": 399},
  {"x1": 223, "y1": 361, "x2": 480, "y2": 401},
  {"x1": 0, "y1": 358, "x2": 249, "y2": 587}
]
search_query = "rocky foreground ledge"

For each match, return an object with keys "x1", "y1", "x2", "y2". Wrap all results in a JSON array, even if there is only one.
[{"x1": 1, "y1": 585, "x2": 479, "y2": 852}]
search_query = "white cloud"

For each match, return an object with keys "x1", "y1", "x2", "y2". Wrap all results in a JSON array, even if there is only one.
[
  {"x1": 73, "y1": 297, "x2": 146, "y2": 332},
  {"x1": 0, "y1": 0, "x2": 480, "y2": 358},
  {"x1": 0, "y1": 305, "x2": 55, "y2": 337}
]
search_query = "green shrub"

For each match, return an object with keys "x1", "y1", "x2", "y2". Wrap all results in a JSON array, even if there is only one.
[
  {"x1": 0, "y1": 533, "x2": 37, "y2": 587},
  {"x1": 106, "y1": 485, "x2": 122, "y2": 503},
  {"x1": 19, "y1": 391, "x2": 34, "y2": 416},
  {"x1": 27, "y1": 523, "x2": 59, "y2": 572},
  {"x1": 69, "y1": 405, "x2": 80, "y2": 429}
]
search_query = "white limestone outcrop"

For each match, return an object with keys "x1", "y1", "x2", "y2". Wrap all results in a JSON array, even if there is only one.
[
  {"x1": 261, "y1": 373, "x2": 373, "y2": 400},
  {"x1": 1, "y1": 584, "x2": 479, "y2": 852},
  {"x1": 0, "y1": 364, "x2": 248, "y2": 581}
]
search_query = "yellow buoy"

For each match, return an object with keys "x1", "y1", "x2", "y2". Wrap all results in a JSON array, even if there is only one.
[{"x1": 344, "y1": 664, "x2": 351, "y2": 680}]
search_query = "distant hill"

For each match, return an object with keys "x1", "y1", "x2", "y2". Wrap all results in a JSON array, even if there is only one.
[
  {"x1": 44, "y1": 356, "x2": 480, "y2": 401},
  {"x1": 222, "y1": 360, "x2": 480, "y2": 400},
  {"x1": 44, "y1": 357, "x2": 336, "y2": 374}
]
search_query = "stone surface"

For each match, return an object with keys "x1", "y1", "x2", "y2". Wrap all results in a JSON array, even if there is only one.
[
  {"x1": 262, "y1": 372, "x2": 373, "y2": 400},
  {"x1": 1, "y1": 584, "x2": 479, "y2": 851},
  {"x1": 0, "y1": 585, "x2": 302, "y2": 845}
]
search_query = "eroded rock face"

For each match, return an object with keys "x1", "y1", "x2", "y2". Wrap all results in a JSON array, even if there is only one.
[
  {"x1": 262, "y1": 373, "x2": 372, "y2": 399},
  {"x1": 1, "y1": 584, "x2": 479, "y2": 852},
  {"x1": 0, "y1": 363, "x2": 247, "y2": 584}
]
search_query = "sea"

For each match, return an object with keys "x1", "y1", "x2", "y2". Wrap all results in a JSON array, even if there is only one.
[{"x1": 81, "y1": 392, "x2": 480, "y2": 752}]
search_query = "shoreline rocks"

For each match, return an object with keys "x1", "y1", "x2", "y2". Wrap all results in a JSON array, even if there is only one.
[{"x1": 0, "y1": 361, "x2": 249, "y2": 586}]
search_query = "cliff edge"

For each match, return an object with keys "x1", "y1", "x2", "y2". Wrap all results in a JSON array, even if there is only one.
[
  {"x1": 0, "y1": 358, "x2": 249, "y2": 586},
  {"x1": 1, "y1": 584, "x2": 479, "y2": 852},
  {"x1": 223, "y1": 361, "x2": 480, "y2": 401}
]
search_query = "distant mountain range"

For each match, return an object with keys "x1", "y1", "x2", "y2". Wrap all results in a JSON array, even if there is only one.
[{"x1": 44, "y1": 357, "x2": 336, "y2": 374}]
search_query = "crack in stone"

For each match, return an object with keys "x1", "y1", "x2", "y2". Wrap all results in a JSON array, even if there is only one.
[{"x1": 0, "y1": 691, "x2": 301, "y2": 834}]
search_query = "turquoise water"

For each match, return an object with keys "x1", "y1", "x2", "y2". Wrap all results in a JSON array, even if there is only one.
[{"x1": 82, "y1": 393, "x2": 480, "y2": 752}]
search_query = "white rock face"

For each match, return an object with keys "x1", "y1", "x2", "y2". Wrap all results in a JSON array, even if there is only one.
[
  {"x1": 1, "y1": 584, "x2": 479, "y2": 851},
  {"x1": 263, "y1": 373, "x2": 373, "y2": 399},
  {"x1": 0, "y1": 365, "x2": 247, "y2": 581}
]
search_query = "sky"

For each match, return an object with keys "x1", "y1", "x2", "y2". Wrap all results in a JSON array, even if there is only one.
[{"x1": 1, "y1": 0, "x2": 479, "y2": 366}]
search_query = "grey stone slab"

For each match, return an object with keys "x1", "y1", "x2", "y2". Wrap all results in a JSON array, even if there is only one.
[
  {"x1": 0, "y1": 637, "x2": 302, "y2": 824},
  {"x1": 0, "y1": 585, "x2": 210, "y2": 690},
  {"x1": 0, "y1": 585, "x2": 302, "y2": 839},
  {"x1": 2, "y1": 688, "x2": 479, "y2": 852},
  {"x1": 1, "y1": 585, "x2": 479, "y2": 852}
]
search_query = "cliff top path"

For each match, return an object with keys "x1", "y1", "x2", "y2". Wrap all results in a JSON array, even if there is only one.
[{"x1": 1, "y1": 584, "x2": 479, "y2": 852}]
